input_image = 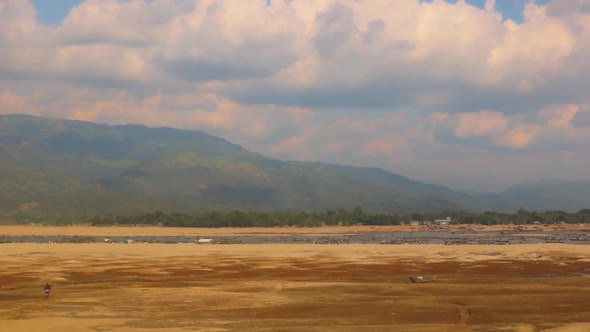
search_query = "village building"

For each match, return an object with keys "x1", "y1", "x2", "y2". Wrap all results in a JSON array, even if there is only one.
[{"x1": 433, "y1": 217, "x2": 452, "y2": 225}]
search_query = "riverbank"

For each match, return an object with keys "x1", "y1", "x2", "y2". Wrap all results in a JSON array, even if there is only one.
[
  {"x1": 1, "y1": 243, "x2": 589, "y2": 331},
  {"x1": 0, "y1": 223, "x2": 588, "y2": 236}
]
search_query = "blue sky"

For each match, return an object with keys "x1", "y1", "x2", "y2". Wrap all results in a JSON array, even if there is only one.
[
  {"x1": 4, "y1": 0, "x2": 590, "y2": 191},
  {"x1": 32, "y1": 0, "x2": 85, "y2": 25},
  {"x1": 424, "y1": 0, "x2": 527, "y2": 22}
]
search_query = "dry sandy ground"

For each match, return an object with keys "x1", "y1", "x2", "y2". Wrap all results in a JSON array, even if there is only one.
[{"x1": 1, "y1": 241, "x2": 589, "y2": 332}]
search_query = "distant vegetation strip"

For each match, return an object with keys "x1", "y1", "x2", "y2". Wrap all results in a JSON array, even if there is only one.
[{"x1": 2, "y1": 208, "x2": 589, "y2": 226}]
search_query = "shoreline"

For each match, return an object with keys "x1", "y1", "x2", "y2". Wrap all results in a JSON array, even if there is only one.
[
  {"x1": 1, "y1": 223, "x2": 588, "y2": 236},
  {"x1": 2, "y1": 242, "x2": 589, "y2": 259}
]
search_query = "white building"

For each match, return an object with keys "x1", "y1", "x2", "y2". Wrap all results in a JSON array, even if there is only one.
[{"x1": 434, "y1": 217, "x2": 452, "y2": 225}]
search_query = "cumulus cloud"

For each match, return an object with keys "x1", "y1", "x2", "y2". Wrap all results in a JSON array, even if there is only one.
[
  {"x1": 1, "y1": 0, "x2": 590, "y2": 191},
  {"x1": 485, "y1": 0, "x2": 496, "y2": 12},
  {"x1": 571, "y1": 104, "x2": 590, "y2": 126},
  {"x1": 266, "y1": 112, "x2": 422, "y2": 168},
  {"x1": 2, "y1": 0, "x2": 589, "y2": 109},
  {"x1": 440, "y1": 111, "x2": 509, "y2": 139},
  {"x1": 493, "y1": 124, "x2": 541, "y2": 149},
  {"x1": 546, "y1": 0, "x2": 590, "y2": 16},
  {"x1": 432, "y1": 104, "x2": 590, "y2": 153},
  {"x1": 0, "y1": 87, "x2": 315, "y2": 148},
  {"x1": 0, "y1": 91, "x2": 30, "y2": 114}
]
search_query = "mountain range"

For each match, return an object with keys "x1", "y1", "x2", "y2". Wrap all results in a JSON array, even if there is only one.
[{"x1": 0, "y1": 114, "x2": 588, "y2": 217}]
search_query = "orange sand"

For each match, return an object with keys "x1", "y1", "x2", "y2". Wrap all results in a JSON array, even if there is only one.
[{"x1": 1, "y1": 241, "x2": 589, "y2": 331}]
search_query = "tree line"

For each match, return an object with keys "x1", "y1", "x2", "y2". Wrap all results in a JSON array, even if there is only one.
[
  {"x1": 3, "y1": 207, "x2": 587, "y2": 227},
  {"x1": 0, "y1": 207, "x2": 590, "y2": 227}
]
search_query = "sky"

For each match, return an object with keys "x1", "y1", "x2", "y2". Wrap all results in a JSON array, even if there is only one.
[{"x1": 1, "y1": 0, "x2": 590, "y2": 192}]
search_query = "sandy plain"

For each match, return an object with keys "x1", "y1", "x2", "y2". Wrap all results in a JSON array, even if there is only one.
[{"x1": 1, "y1": 226, "x2": 590, "y2": 332}]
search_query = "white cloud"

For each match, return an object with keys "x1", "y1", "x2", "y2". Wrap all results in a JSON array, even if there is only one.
[
  {"x1": 572, "y1": 104, "x2": 590, "y2": 126},
  {"x1": 546, "y1": 0, "x2": 590, "y2": 16},
  {"x1": 432, "y1": 104, "x2": 590, "y2": 152},
  {"x1": 1, "y1": 0, "x2": 590, "y2": 191},
  {"x1": 439, "y1": 111, "x2": 509, "y2": 139},
  {"x1": 1, "y1": 0, "x2": 588, "y2": 109},
  {"x1": 493, "y1": 124, "x2": 541, "y2": 149}
]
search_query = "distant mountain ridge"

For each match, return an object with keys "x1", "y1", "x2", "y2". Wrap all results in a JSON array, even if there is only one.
[
  {"x1": 482, "y1": 180, "x2": 590, "y2": 213},
  {"x1": 0, "y1": 114, "x2": 588, "y2": 216}
]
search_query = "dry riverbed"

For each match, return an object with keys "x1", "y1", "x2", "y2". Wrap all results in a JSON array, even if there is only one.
[{"x1": 0, "y1": 226, "x2": 589, "y2": 331}]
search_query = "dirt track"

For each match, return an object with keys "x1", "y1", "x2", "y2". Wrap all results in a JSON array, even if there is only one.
[{"x1": 1, "y1": 243, "x2": 589, "y2": 331}]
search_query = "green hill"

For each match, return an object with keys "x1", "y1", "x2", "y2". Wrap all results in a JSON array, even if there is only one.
[
  {"x1": 1, "y1": 114, "x2": 588, "y2": 217},
  {"x1": 0, "y1": 114, "x2": 477, "y2": 216}
]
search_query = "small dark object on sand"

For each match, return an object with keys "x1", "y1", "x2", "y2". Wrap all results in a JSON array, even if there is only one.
[
  {"x1": 409, "y1": 276, "x2": 437, "y2": 283},
  {"x1": 44, "y1": 283, "x2": 52, "y2": 298}
]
